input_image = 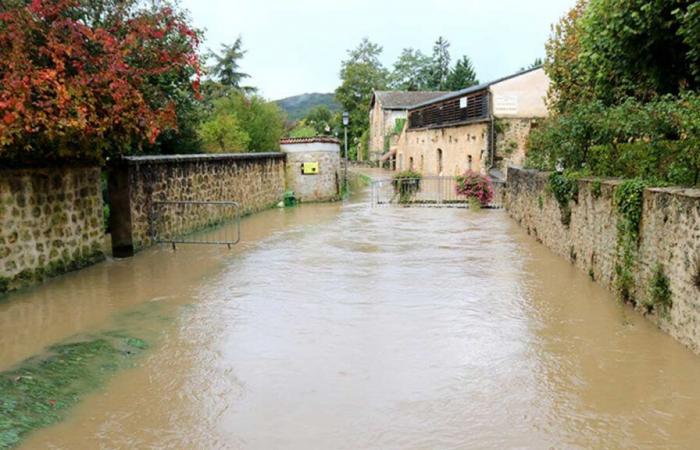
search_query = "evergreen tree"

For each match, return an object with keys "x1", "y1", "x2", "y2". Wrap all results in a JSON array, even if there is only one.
[
  {"x1": 209, "y1": 37, "x2": 256, "y2": 93},
  {"x1": 520, "y1": 57, "x2": 544, "y2": 71},
  {"x1": 428, "y1": 36, "x2": 451, "y2": 90},
  {"x1": 446, "y1": 55, "x2": 479, "y2": 91}
]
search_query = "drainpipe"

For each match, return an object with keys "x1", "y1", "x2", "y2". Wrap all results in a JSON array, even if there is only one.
[
  {"x1": 488, "y1": 91, "x2": 495, "y2": 170},
  {"x1": 490, "y1": 115, "x2": 495, "y2": 169}
]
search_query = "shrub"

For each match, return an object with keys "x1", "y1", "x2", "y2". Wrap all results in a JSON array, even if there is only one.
[
  {"x1": 455, "y1": 170, "x2": 494, "y2": 206},
  {"x1": 526, "y1": 93, "x2": 700, "y2": 187},
  {"x1": 392, "y1": 170, "x2": 422, "y2": 203}
]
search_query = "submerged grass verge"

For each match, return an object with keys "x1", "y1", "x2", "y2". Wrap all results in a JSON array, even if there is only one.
[{"x1": 0, "y1": 334, "x2": 148, "y2": 448}]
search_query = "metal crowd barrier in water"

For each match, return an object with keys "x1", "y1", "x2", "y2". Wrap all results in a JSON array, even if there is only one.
[
  {"x1": 370, "y1": 176, "x2": 505, "y2": 209},
  {"x1": 150, "y1": 200, "x2": 241, "y2": 250}
]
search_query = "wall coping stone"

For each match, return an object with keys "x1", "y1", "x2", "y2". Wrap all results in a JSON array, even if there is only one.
[
  {"x1": 109, "y1": 152, "x2": 285, "y2": 166},
  {"x1": 508, "y1": 167, "x2": 700, "y2": 198}
]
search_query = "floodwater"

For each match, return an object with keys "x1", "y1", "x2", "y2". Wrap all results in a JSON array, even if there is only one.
[{"x1": 3, "y1": 180, "x2": 700, "y2": 449}]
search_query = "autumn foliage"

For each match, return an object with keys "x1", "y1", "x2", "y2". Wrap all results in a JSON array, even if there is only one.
[{"x1": 0, "y1": 0, "x2": 201, "y2": 162}]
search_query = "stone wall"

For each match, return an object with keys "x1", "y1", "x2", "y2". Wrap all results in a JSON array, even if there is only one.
[
  {"x1": 506, "y1": 168, "x2": 700, "y2": 353},
  {"x1": 0, "y1": 167, "x2": 104, "y2": 293},
  {"x1": 108, "y1": 153, "x2": 286, "y2": 257}
]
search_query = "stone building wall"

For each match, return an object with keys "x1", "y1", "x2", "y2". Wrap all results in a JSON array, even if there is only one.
[
  {"x1": 397, "y1": 122, "x2": 489, "y2": 176},
  {"x1": 368, "y1": 103, "x2": 408, "y2": 162},
  {"x1": 506, "y1": 168, "x2": 700, "y2": 354},
  {"x1": 108, "y1": 153, "x2": 286, "y2": 257},
  {"x1": 0, "y1": 167, "x2": 104, "y2": 294},
  {"x1": 368, "y1": 100, "x2": 386, "y2": 161}
]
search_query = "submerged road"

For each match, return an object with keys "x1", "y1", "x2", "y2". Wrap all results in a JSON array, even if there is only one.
[{"x1": 3, "y1": 185, "x2": 700, "y2": 449}]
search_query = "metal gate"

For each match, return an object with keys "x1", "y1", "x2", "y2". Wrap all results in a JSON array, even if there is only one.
[
  {"x1": 150, "y1": 200, "x2": 241, "y2": 249},
  {"x1": 370, "y1": 176, "x2": 505, "y2": 209}
]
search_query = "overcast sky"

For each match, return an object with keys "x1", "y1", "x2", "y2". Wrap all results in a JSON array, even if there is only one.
[{"x1": 180, "y1": 0, "x2": 575, "y2": 101}]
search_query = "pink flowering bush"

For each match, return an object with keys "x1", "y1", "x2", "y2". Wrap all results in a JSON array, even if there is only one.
[{"x1": 455, "y1": 170, "x2": 494, "y2": 206}]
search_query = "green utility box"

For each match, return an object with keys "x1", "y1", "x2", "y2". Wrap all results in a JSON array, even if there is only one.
[{"x1": 283, "y1": 191, "x2": 297, "y2": 207}]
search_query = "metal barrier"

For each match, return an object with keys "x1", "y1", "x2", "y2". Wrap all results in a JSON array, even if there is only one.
[
  {"x1": 370, "y1": 176, "x2": 505, "y2": 209},
  {"x1": 150, "y1": 200, "x2": 241, "y2": 249}
]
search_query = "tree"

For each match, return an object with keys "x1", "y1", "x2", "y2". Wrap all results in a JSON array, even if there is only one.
[
  {"x1": 209, "y1": 37, "x2": 256, "y2": 93},
  {"x1": 545, "y1": 0, "x2": 699, "y2": 112},
  {"x1": 199, "y1": 91, "x2": 285, "y2": 153},
  {"x1": 428, "y1": 36, "x2": 451, "y2": 90},
  {"x1": 199, "y1": 112, "x2": 250, "y2": 152},
  {"x1": 520, "y1": 57, "x2": 544, "y2": 71},
  {"x1": 335, "y1": 38, "x2": 388, "y2": 158},
  {"x1": 389, "y1": 48, "x2": 432, "y2": 91},
  {"x1": 544, "y1": 0, "x2": 591, "y2": 113},
  {"x1": 304, "y1": 105, "x2": 334, "y2": 135},
  {"x1": 678, "y1": 3, "x2": 700, "y2": 85},
  {"x1": 0, "y1": 0, "x2": 201, "y2": 162},
  {"x1": 446, "y1": 56, "x2": 479, "y2": 91}
]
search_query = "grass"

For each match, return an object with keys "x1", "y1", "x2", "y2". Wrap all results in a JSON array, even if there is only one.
[{"x1": 0, "y1": 334, "x2": 148, "y2": 448}]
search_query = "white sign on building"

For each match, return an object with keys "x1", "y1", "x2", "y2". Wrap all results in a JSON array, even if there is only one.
[
  {"x1": 459, "y1": 97, "x2": 468, "y2": 109},
  {"x1": 494, "y1": 94, "x2": 519, "y2": 115}
]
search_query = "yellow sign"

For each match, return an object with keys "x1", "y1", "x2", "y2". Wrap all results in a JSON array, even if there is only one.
[{"x1": 302, "y1": 162, "x2": 319, "y2": 175}]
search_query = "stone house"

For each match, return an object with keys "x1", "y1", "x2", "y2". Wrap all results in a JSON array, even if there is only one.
[
  {"x1": 394, "y1": 67, "x2": 550, "y2": 178},
  {"x1": 368, "y1": 91, "x2": 450, "y2": 163}
]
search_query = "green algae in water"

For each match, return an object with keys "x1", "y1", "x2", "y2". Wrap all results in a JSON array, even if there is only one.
[{"x1": 0, "y1": 335, "x2": 147, "y2": 449}]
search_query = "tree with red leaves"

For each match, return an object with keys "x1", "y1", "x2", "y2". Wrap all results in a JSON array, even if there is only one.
[{"x1": 0, "y1": 0, "x2": 201, "y2": 162}]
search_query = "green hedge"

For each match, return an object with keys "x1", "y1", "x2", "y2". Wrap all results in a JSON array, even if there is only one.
[{"x1": 526, "y1": 93, "x2": 700, "y2": 187}]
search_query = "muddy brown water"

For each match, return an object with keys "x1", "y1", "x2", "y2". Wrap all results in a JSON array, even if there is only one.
[{"x1": 3, "y1": 185, "x2": 700, "y2": 449}]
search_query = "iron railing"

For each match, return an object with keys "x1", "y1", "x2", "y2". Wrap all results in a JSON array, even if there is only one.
[
  {"x1": 370, "y1": 176, "x2": 505, "y2": 209},
  {"x1": 150, "y1": 200, "x2": 241, "y2": 249}
]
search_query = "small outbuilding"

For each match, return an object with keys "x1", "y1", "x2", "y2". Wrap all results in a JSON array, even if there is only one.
[{"x1": 280, "y1": 137, "x2": 341, "y2": 202}]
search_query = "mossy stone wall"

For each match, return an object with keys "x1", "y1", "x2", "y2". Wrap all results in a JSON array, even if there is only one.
[
  {"x1": 506, "y1": 168, "x2": 700, "y2": 354},
  {"x1": 0, "y1": 167, "x2": 104, "y2": 294},
  {"x1": 108, "y1": 153, "x2": 286, "y2": 257}
]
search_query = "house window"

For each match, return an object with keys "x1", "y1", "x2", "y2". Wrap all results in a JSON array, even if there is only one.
[
  {"x1": 420, "y1": 155, "x2": 424, "y2": 172},
  {"x1": 437, "y1": 149, "x2": 443, "y2": 175},
  {"x1": 409, "y1": 157, "x2": 414, "y2": 170},
  {"x1": 468, "y1": 155, "x2": 473, "y2": 171}
]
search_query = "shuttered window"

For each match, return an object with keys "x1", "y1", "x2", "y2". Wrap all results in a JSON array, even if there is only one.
[{"x1": 408, "y1": 91, "x2": 489, "y2": 129}]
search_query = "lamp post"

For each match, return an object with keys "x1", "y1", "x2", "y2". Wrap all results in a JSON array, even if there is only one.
[{"x1": 342, "y1": 111, "x2": 349, "y2": 197}]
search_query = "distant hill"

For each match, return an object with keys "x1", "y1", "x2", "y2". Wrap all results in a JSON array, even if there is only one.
[{"x1": 275, "y1": 93, "x2": 340, "y2": 121}]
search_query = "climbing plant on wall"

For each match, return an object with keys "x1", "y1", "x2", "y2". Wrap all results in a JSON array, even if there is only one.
[{"x1": 613, "y1": 178, "x2": 649, "y2": 303}]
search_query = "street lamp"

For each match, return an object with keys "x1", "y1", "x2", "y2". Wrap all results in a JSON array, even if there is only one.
[{"x1": 342, "y1": 112, "x2": 349, "y2": 198}]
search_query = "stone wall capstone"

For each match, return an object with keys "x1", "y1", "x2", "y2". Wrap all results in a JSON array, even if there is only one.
[
  {"x1": 506, "y1": 167, "x2": 700, "y2": 354},
  {"x1": 0, "y1": 167, "x2": 104, "y2": 294},
  {"x1": 108, "y1": 152, "x2": 286, "y2": 257}
]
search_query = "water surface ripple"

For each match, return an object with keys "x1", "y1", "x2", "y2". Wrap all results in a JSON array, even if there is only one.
[{"x1": 8, "y1": 199, "x2": 700, "y2": 449}]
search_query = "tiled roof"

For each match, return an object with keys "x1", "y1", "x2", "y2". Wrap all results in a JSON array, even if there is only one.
[
  {"x1": 372, "y1": 91, "x2": 453, "y2": 110},
  {"x1": 279, "y1": 136, "x2": 341, "y2": 145}
]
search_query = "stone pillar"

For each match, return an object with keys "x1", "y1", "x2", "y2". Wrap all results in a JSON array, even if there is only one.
[{"x1": 107, "y1": 161, "x2": 135, "y2": 258}]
